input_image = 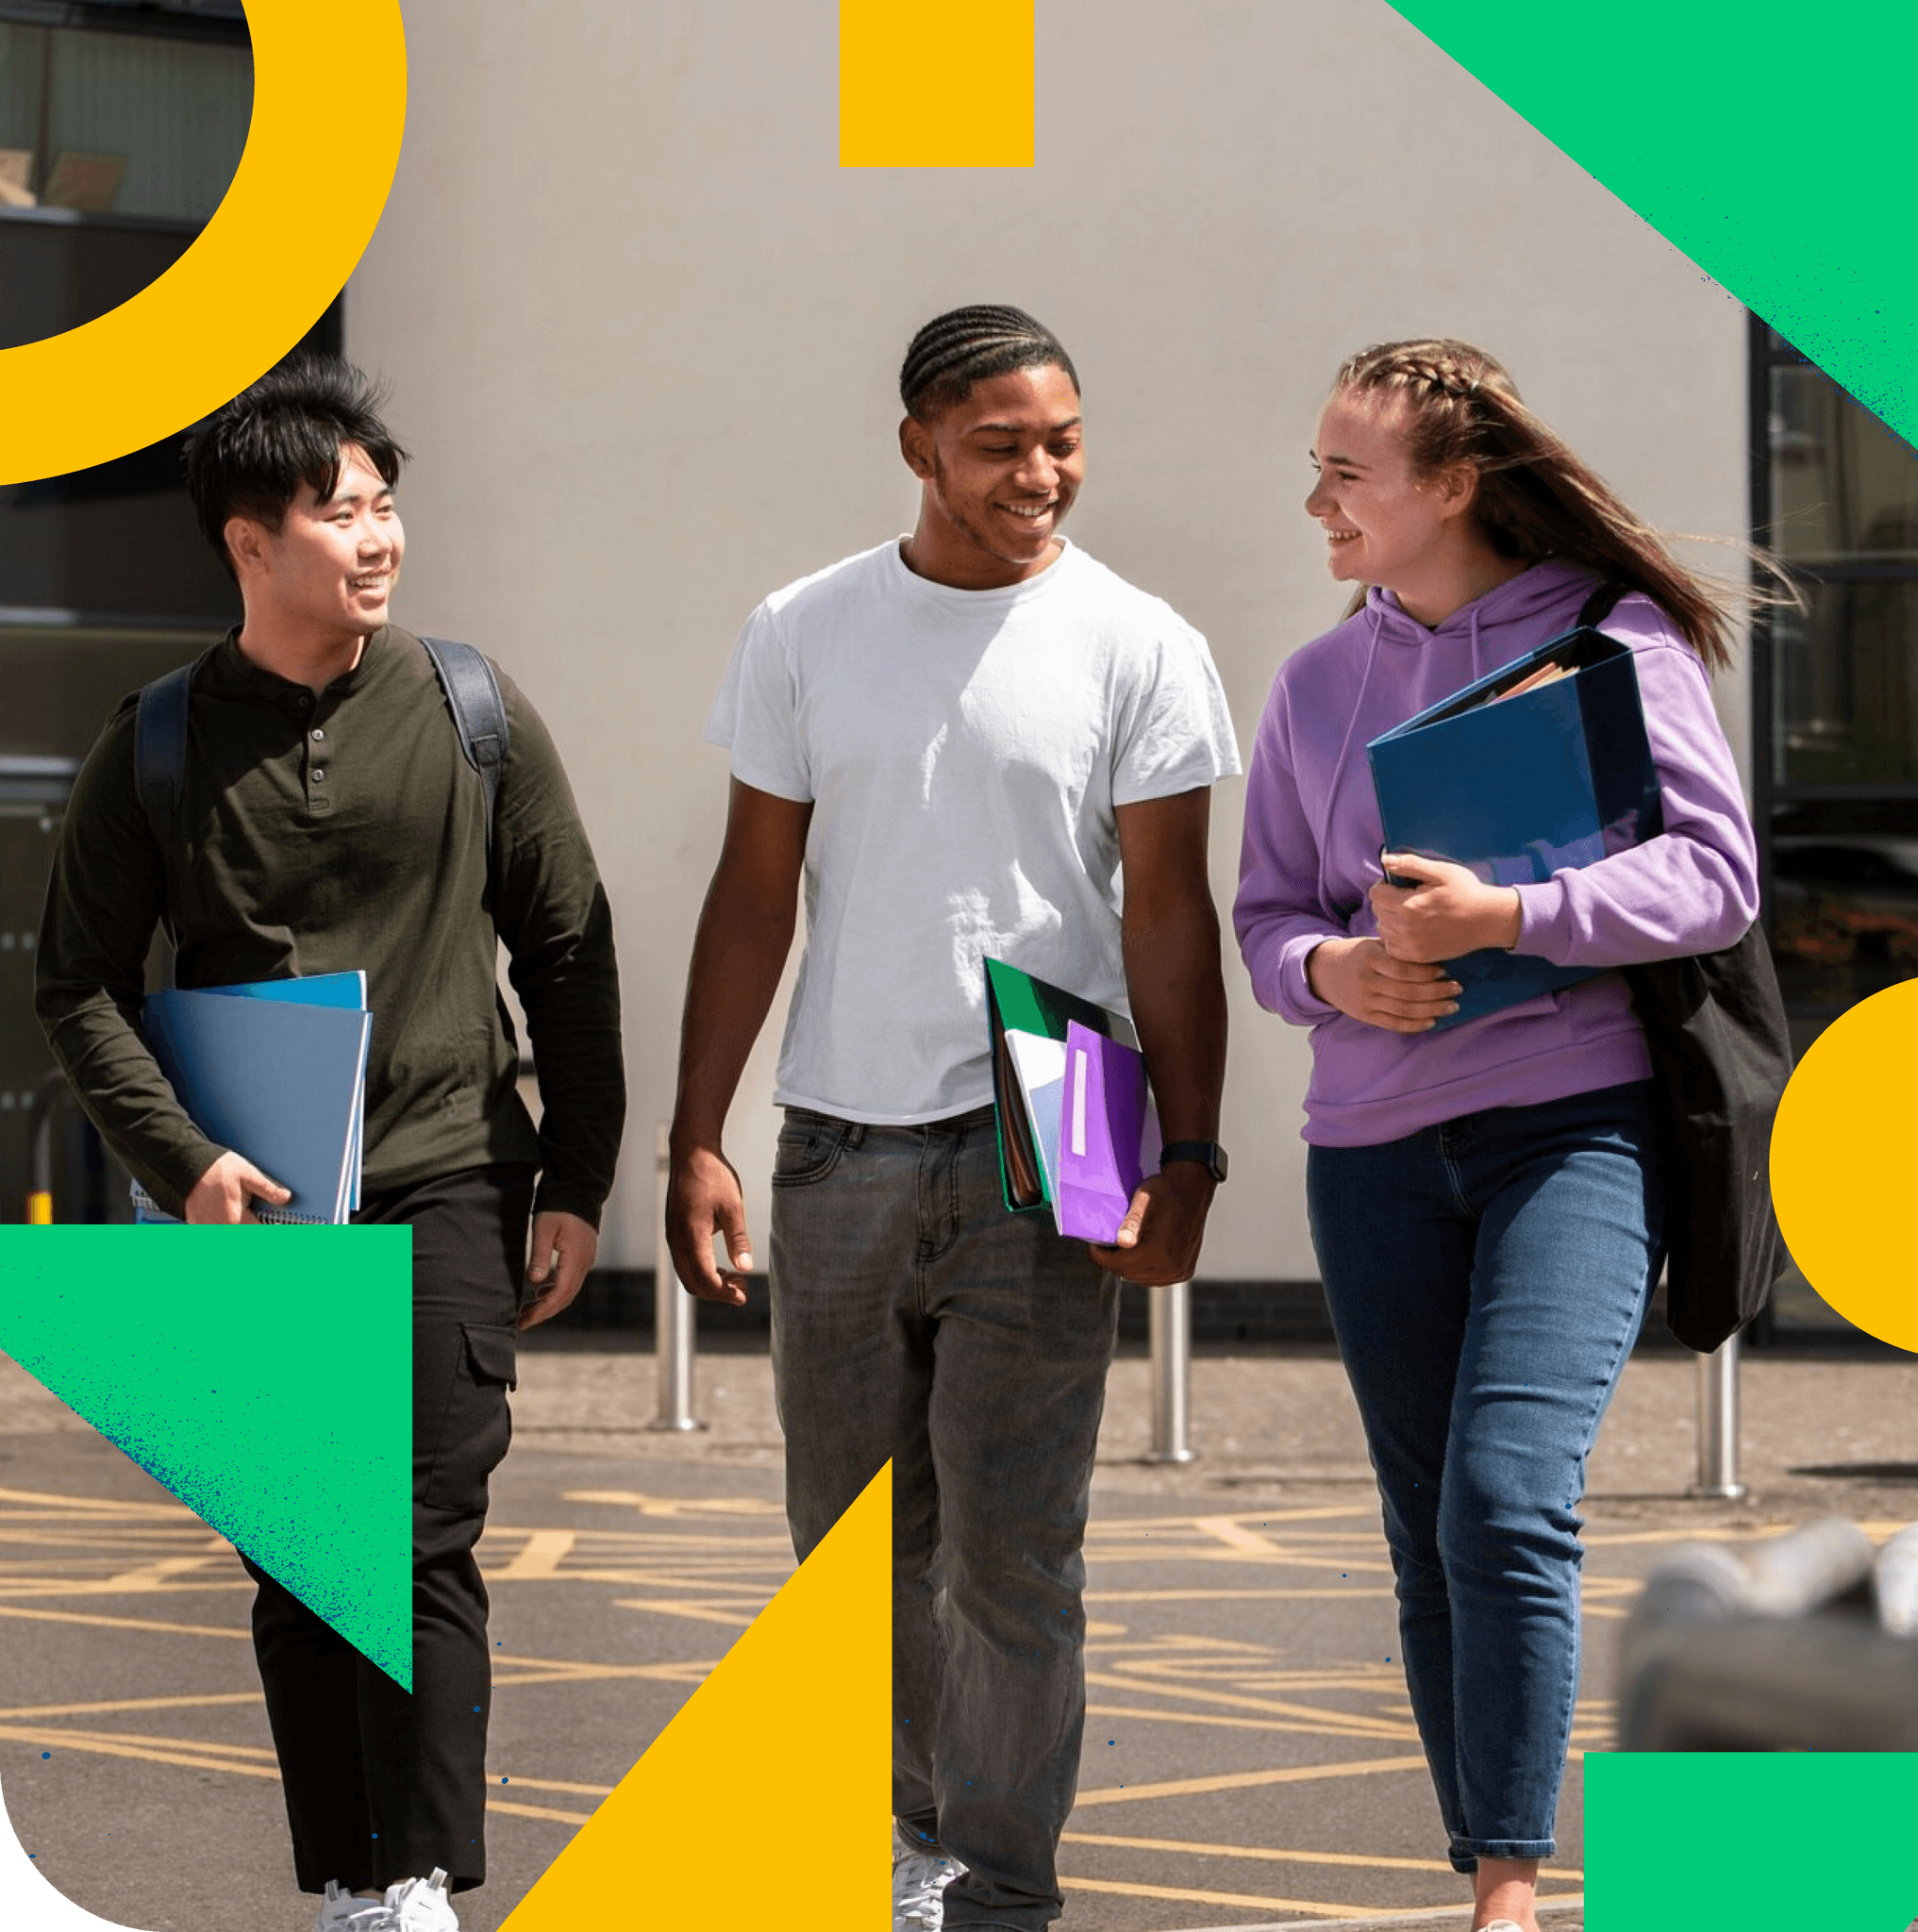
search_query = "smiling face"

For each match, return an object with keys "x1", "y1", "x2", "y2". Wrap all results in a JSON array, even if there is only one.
[
  {"x1": 227, "y1": 442, "x2": 404, "y2": 651},
  {"x1": 899, "y1": 363, "x2": 1084, "y2": 590},
  {"x1": 1305, "y1": 389, "x2": 1476, "y2": 608}
]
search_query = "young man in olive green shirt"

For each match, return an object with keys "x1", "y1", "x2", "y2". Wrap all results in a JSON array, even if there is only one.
[{"x1": 36, "y1": 356, "x2": 624, "y2": 1931}]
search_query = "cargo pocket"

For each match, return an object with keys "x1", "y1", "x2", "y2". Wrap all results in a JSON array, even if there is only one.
[{"x1": 420, "y1": 1321, "x2": 520, "y2": 1517}]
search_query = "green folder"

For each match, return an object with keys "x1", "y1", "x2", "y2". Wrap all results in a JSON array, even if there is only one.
[{"x1": 983, "y1": 957, "x2": 1138, "y2": 1215}]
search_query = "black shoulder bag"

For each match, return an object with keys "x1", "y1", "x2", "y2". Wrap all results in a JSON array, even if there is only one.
[{"x1": 1577, "y1": 585, "x2": 1793, "y2": 1352}]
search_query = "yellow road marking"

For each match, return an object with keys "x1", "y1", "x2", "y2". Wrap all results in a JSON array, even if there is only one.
[
  {"x1": 557, "y1": 1491, "x2": 787, "y2": 1518},
  {"x1": 1083, "y1": 1671, "x2": 1417, "y2": 1740},
  {"x1": 0, "y1": 1724, "x2": 279, "y2": 1778},
  {"x1": 1060, "y1": 1829, "x2": 1586, "y2": 1881},
  {"x1": 485, "y1": 1796, "x2": 596, "y2": 1826},
  {"x1": 1087, "y1": 1588, "x2": 1395, "y2": 1604},
  {"x1": 1062, "y1": 1874, "x2": 1585, "y2": 1918},
  {"x1": 1093, "y1": 1507, "x2": 1376, "y2": 1532},
  {"x1": 0, "y1": 1487, "x2": 194, "y2": 1518},
  {"x1": 1058, "y1": 1874, "x2": 1412, "y2": 1917},
  {"x1": 1085, "y1": 1702, "x2": 1409, "y2": 1740},
  {"x1": 0, "y1": 1691, "x2": 262, "y2": 1721},
  {"x1": 1073, "y1": 1755, "x2": 1432, "y2": 1807},
  {"x1": 0, "y1": 1604, "x2": 248, "y2": 1640},
  {"x1": 613, "y1": 1599, "x2": 762, "y2": 1628},
  {"x1": 490, "y1": 1529, "x2": 578, "y2": 1580}
]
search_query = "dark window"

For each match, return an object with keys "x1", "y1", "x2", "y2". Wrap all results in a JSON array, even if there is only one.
[{"x1": 1751, "y1": 316, "x2": 1918, "y2": 1039}]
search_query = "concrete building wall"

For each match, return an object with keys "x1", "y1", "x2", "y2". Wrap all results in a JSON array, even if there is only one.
[{"x1": 347, "y1": 0, "x2": 1751, "y2": 1274}]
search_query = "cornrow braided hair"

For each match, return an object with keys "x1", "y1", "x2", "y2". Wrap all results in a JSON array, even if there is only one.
[
  {"x1": 900, "y1": 305, "x2": 1080, "y2": 420},
  {"x1": 1331, "y1": 338, "x2": 1780, "y2": 672}
]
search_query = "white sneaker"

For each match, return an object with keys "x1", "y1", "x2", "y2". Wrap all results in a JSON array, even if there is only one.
[
  {"x1": 315, "y1": 1881, "x2": 393, "y2": 1931},
  {"x1": 384, "y1": 1869, "x2": 459, "y2": 1932},
  {"x1": 892, "y1": 1826, "x2": 961, "y2": 1931}
]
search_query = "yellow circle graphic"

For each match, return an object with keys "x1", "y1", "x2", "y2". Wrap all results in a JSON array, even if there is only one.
[
  {"x1": 0, "y1": 1, "x2": 407, "y2": 485},
  {"x1": 1770, "y1": 976, "x2": 1918, "y2": 1352}
]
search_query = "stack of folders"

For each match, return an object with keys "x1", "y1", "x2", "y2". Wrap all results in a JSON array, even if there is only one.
[
  {"x1": 1366, "y1": 620, "x2": 1663, "y2": 1030},
  {"x1": 984, "y1": 958, "x2": 1161, "y2": 1243},
  {"x1": 132, "y1": 972, "x2": 372, "y2": 1224}
]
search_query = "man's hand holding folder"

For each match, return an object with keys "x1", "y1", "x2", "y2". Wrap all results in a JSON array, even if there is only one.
[{"x1": 184, "y1": 1149, "x2": 294, "y2": 1224}]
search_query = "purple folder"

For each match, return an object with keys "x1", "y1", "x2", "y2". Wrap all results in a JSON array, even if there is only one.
[{"x1": 1054, "y1": 1021, "x2": 1161, "y2": 1242}]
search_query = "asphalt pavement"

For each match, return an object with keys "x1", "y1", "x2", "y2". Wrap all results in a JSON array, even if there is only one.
[{"x1": 2, "y1": 1299, "x2": 1914, "y2": 1932}]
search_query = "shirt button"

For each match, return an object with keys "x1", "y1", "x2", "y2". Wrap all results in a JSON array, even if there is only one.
[
  {"x1": 311, "y1": 727, "x2": 325, "y2": 741},
  {"x1": 312, "y1": 768, "x2": 326, "y2": 782}
]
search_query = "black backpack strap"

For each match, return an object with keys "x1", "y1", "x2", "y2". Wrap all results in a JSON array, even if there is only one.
[
  {"x1": 1576, "y1": 581, "x2": 1627, "y2": 630},
  {"x1": 134, "y1": 662, "x2": 194, "y2": 824},
  {"x1": 419, "y1": 636, "x2": 510, "y2": 848},
  {"x1": 133, "y1": 661, "x2": 196, "y2": 945}
]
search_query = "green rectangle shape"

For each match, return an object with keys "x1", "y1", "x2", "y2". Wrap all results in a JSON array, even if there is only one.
[{"x1": 1586, "y1": 1752, "x2": 1918, "y2": 1929}]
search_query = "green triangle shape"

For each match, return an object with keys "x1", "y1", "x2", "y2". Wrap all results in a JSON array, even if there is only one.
[
  {"x1": 1386, "y1": 1, "x2": 1918, "y2": 448},
  {"x1": 1587, "y1": 1752, "x2": 1918, "y2": 1928},
  {"x1": 0, "y1": 1225, "x2": 411, "y2": 1690}
]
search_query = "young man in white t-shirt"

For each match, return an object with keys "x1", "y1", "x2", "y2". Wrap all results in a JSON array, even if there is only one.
[{"x1": 668, "y1": 306, "x2": 1239, "y2": 1932}]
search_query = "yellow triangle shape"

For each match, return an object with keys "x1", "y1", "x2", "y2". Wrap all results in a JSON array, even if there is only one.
[{"x1": 500, "y1": 1460, "x2": 890, "y2": 1925}]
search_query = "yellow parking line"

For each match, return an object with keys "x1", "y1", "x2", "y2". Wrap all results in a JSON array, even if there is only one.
[
  {"x1": 1073, "y1": 1755, "x2": 1432, "y2": 1806},
  {"x1": 1062, "y1": 1830, "x2": 1454, "y2": 1874},
  {"x1": 0, "y1": 1692, "x2": 262, "y2": 1722},
  {"x1": 0, "y1": 1604, "x2": 248, "y2": 1640},
  {"x1": 0, "y1": 1724, "x2": 279, "y2": 1778},
  {"x1": 1059, "y1": 1829, "x2": 1582, "y2": 1882},
  {"x1": 1059, "y1": 1873, "x2": 1406, "y2": 1917},
  {"x1": 487, "y1": 1529, "x2": 579, "y2": 1579},
  {"x1": 486, "y1": 1796, "x2": 596, "y2": 1826},
  {"x1": 0, "y1": 1487, "x2": 194, "y2": 1518},
  {"x1": 1085, "y1": 1702, "x2": 1407, "y2": 1741},
  {"x1": 613, "y1": 1599, "x2": 762, "y2": 1628},
  {"x1": 1083, "y1": 1671, "x2": 1417, "y2": 1740},
  {"x1": 1088, "y1": 1588, "x2": 1395, "y2": 1603}
]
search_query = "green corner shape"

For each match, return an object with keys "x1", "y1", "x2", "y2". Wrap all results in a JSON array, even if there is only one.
[
  {"x1": 1586, "y1": 1753, "x2": 1918, "y2": 1929},
  {"x1": 1386, "y1": 2, "x2": 1918, "y2": 449},
  {"x1": 0, "y1": 1225, "x2": 411, "y2": 1690}
]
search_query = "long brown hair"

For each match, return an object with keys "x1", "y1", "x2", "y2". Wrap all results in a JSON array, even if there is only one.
[{"x1": 1329, "y1": 339, "x2": 1770, "y2": 672}]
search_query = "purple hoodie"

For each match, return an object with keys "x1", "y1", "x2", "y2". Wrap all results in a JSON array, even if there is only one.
[{"x1": 1233, "y1": 558, "x2": 1759, "y2": 1146}]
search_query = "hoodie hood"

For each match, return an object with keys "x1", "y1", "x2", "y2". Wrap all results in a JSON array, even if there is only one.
[{"x1": 1364, "y1": 558, "x2": 1599, "y2": 657}]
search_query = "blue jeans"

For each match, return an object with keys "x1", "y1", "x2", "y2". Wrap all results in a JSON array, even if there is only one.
[
  {"x1": 769, "y1": 1105, "x2": 1119, "y2": 1932},
  {"x1": 1305, "y1": 1081, "x2": 1663, "y2": 1873}
]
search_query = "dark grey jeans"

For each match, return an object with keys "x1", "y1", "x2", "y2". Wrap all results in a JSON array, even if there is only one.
[{"x1": 768, "y1": 1104, "x2": 1119, "y2": 1932}]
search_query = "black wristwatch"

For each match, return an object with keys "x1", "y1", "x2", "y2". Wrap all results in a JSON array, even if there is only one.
[{"x1": 1159, "y1": 1140, "x2": 1228, "y2": 1184}]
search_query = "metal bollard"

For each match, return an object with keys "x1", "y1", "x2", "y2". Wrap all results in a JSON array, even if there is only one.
[
  {"x1": 1145, "y1": 1279, "x2": 1195, "y2": 1464},
  {"x1": 1688, "y1": 1332, "x2": 1744, "y2": 1500},
  {"x1": 648, "y1": 1122, "x2": 705, "y2": 1432}
]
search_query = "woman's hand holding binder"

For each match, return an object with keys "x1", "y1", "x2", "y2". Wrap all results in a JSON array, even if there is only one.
[{"x1": 1370, "y1": 851, "x2": 1523, "y2": 964}]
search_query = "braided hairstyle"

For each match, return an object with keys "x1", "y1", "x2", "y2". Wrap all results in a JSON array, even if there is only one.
[
  {"x1": 900, "y1": 305, "x2": 1079, "y2": 421},
  {"x1": 1330, "y1": 339, "x2": 1741, "y2": 670}
]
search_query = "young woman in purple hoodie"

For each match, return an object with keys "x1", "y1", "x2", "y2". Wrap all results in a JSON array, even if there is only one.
[{"x1": 1234, "y1": 339, "x2": 1760, "y2": 1932}]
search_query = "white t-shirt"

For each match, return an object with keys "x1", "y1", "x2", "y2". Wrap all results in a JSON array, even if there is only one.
[{"x1": 704, "y1": 537, "x2": 1240, "y2": 1124}]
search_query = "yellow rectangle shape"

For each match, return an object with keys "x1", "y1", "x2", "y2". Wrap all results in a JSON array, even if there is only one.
[{"x1": 840, "y1": 0, "x2": 1035, "y2": 168}]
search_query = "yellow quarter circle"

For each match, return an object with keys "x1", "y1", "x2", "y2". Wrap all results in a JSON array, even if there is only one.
[{"x1": 0, "y1": 1, "x2": 408, "y2": 485}]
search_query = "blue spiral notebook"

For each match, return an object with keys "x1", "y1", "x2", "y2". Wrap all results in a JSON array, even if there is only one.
[
  {"x1": 1366, "y1": 625, "x2": 1662, "y2": 1030},
  {"x1": 133, "y1": 974, "x2": 371, "y2": 1224}
]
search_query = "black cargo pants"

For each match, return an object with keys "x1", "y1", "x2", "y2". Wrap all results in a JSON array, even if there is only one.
[{"x1": 242, "y1": 1162, "x2": 535, "y2": 1895}]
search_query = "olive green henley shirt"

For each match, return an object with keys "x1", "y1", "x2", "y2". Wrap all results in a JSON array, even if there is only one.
[{"x1": 36, "y1": 625, "x2": 625, "y2": 1224}]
